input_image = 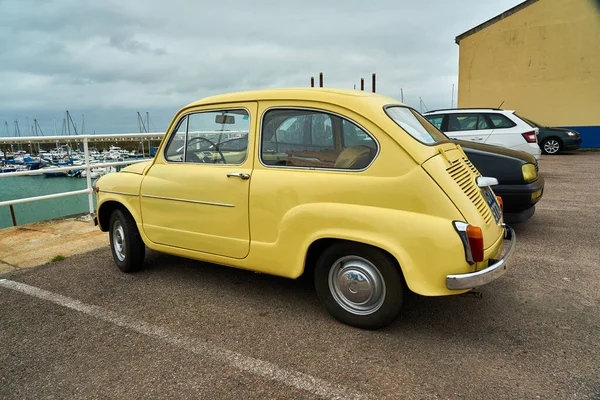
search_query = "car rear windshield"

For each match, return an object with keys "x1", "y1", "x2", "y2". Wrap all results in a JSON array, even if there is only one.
[
  {"x1": 384, "y1": 106, "x2": 447, "y2": 145},
  {"x1": 516, "y1": 114, "x2": 538, "y2": 128}
]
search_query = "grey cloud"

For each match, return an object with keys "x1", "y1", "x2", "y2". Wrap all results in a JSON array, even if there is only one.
[{"x1": 108, "y1": 33, "x2": 167, "y2": 56}]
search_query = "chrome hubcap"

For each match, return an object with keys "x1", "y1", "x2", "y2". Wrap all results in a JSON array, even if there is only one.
[
  {"x1": 544, "y1": 140, "x2": 560, "y2": 154},
  {"x1": 112, "y1": 221, "x2": 126, "y2": 262},
  {"x1": 328, "y1": 256, "x2": 386, "y2": 315}
]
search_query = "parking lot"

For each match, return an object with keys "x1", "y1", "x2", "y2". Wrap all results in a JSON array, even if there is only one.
[{"x1": 1, "y1": 152, "x2": 599, "y2": 399}]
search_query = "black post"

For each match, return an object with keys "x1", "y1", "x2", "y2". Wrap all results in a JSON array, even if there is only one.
[
  {"x1": 9, "y1": 205, "x2": 17, "y2": 226},
  {"x1": 372, "y1": 73, "x2": 376, "y2": 93},
  {"x1": 310, "y1": 77, "x2": 314, "y2": 87},
  {"x1": 319, "y1": 72, "x2": 323, "y2": 88},
  {"x1": 360, "y1": 78, "x2": 364, "y2": 91}
]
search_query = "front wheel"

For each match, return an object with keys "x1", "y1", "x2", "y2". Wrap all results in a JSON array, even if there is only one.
[
  {"x1": 314, "y1": 243, "x2": 405, "y2": 330},
  {"x1": 541, "y1": 138, "x2": 562, "y2": 155},
  {"x1": 109, "y1": 208, "x2": 145, "y2": 273}
]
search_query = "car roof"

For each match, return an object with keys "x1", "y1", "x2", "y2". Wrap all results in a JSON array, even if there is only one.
[
  {"x1": 424, "y1": 108, "x2": 515, "y2": 115},
  {"x1": 184, "y1": 88, "x2": 404, "y2": 109}
]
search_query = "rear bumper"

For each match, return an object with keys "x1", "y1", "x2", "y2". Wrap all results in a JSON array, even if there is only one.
[{"x1": 446, "y1": 224, "x2": 516, "y2": 290}]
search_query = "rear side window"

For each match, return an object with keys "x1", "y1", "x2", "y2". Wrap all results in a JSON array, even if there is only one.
[
  {"x1": 385, "y1": 106, "x2": 447, "y2": 144},
  {"x1": 447, "y1": 113, "x2": 492, "y2": 131},
  {"x1": 487, "y1": 114, "x2": 517, "y2": 129},
  {"x1": 261, "y1": 108, "x2": 377, "y2": 170}
]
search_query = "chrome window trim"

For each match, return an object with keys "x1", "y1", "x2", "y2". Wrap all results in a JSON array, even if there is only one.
[
  {"x1": 99, "y1": 190, "x2": 139, "y2": 196},
  {"x1": 141, "y1": 194, "x2": 234, "y2": 208},
  {"x1": 163, "y1": 107, "x2": 251, "y2": 166},
  {"x1": 258, "y1": 106, "x2": 380, "y2": 173}
]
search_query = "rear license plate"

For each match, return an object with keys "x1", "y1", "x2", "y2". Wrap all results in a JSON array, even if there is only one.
[{"x1": 482, "y1": 187, "x2": 502, "y2": 223}]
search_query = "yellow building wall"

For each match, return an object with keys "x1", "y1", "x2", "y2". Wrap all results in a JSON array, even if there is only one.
[{"x1": 457, "y1": 0, "x2": 600, "y2": 127}]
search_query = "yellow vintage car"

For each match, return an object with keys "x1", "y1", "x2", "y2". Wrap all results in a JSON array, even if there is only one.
[{"x1": 94, "y1": 88, "x2": 515, "y2": 329}]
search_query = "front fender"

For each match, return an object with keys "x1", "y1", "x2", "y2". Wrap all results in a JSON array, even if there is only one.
[{"x1": 95, "y1": 172, "x2": 142, "y2": 231}]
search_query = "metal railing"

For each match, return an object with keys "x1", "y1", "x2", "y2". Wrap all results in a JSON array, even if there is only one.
[{"x1": 0, "y1": 133, "x2": 165, "y2": 225}]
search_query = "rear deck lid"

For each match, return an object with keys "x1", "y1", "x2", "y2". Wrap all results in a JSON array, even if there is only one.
[{"x1": 422, "y1": 145, "x2": 503, "y2": 248}]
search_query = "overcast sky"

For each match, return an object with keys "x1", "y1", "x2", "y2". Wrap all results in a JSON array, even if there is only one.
[{"x1": 0, "y1": 0, "x2": 522, "y2": 135}]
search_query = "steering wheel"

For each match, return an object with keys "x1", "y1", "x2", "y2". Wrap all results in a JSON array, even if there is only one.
[{"x1": 185, "y1": 137, "x2": 226, "y2": 164}]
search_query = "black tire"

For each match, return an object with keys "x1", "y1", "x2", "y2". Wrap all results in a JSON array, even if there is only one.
[
  {"x1": 314, "y1": 242, "x2": 405, "y2": 330},
  {"x1": 541, "y1": 137, "x2": 562, "y2": 155},
  {"x1": 108, "y1": 208, "x2": 145, "y2": 273}
]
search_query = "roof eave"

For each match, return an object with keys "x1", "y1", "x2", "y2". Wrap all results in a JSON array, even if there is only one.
[{"x1": 455, "y1": 0, "x2": 539, "y2": 44}]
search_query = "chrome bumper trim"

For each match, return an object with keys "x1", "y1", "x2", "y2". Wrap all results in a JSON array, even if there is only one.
[{"x1": 446, "y1": 224, "x2": 516, "y2": 290}]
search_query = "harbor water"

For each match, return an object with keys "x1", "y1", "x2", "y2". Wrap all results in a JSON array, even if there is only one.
[{"x1": 0, "y1": 175, "x2": 96, "y2": 229}]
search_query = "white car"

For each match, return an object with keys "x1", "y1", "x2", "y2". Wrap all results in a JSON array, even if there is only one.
[{"x1": 423, "y1": 108, "x2": 542, "y2": 159}]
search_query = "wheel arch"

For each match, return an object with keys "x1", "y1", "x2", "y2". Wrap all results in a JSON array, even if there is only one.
[
  {"x1": 303, "y1": 238, "x2": 404, "y2": 282},
  {"x1": 97, "y1": 200, "x2": 137, "y2": 232}
]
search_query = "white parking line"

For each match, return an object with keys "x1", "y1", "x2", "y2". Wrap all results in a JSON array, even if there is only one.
[{"x1": 0, "y1": 279, "x2": 369, "y2": 400}]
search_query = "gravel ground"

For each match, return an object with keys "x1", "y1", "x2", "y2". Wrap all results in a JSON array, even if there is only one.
[{"x1": 1, "y1": 152, "x2": 599, "y2": 399}]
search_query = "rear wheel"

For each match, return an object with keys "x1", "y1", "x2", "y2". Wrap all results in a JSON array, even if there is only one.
[
  {"x1": 541, "y1": 138, "x2": 562, "y2": 155},
  {"x1": 109, "y1": 208, "x2": 145, "y2": 273},
  {"x1": 314, "y1": 242, "x2": 405, "y2": 330}
]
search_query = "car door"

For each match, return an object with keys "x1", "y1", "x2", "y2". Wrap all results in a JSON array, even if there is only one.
[
  {"x1": 140, "y1": 102, "x2": 257, "y2": 259},
  {"x1": 446, "y1": 113, "x2": 494, "y2": 143}
]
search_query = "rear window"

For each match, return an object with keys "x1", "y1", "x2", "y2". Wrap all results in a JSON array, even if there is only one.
[
  {"x1": 385, "y1": 106, "x2": 447, "y2": 145},
  {"x1": 516, "y1": 115, "x2": 538, "y2": 128}
]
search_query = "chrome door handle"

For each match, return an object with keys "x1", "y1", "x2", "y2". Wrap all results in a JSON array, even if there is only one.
[{"x1": 227, "y1": 172, "x2": 250, "y2": 180}]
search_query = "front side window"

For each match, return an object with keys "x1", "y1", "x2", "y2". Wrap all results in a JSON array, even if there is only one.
[
  {"x1": 424, "y1": 115, "x2": 444, "y2": 130},
  {"x1": 385, "y1": 106, "x2": 447, "y2": 144},
  {"x1": 164, "y1": 109, "x2": 250, "y2": 164},
  {"x1": 261, "y1": 109, "x2": 377, "y2": 170}
]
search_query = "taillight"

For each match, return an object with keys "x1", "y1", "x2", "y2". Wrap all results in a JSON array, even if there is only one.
[
  {"x1": 522, "y1": 131, "x2": 537, "y2": 143},
  {"x1": 496, "y1": 195, "x2": 503, "y2": 212},
  {"x1": 466, "y1": 225, "x2": 484, "y2": 262},
  {"x1": 453, "y1": 221, "x2": 485, "y2": 264}
]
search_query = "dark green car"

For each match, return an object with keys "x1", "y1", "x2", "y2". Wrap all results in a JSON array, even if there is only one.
[{"x1": 520, "y1": 117, "x2": 582, "y2": 155}]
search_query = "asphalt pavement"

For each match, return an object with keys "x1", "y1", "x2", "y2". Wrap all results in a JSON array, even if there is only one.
[{"x1": 1, "y1": 152, "x2": 599, "y2": 399}]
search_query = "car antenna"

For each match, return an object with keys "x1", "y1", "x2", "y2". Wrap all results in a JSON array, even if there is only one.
[{"x1": 497, "y1": 100, "x2": 505, "y2": 109}]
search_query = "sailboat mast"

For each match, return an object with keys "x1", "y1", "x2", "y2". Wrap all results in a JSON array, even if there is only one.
[{"x1": 66, "y1": 111, "x2": 71, "y2": 136}]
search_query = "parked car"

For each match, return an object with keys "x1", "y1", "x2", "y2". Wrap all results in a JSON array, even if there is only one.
[
  {"x1": 518, "y1": 116, "x2": 582, "y2": 154},
  {"x1": 94, "y1": 88, "x2": 515, "y2": 330},
  {"x1": 457, "y1": 140, "x2": 544, "y2": 223},
  {"x1": 423, "y1": 108, "x2": 542, "y2": 159}
]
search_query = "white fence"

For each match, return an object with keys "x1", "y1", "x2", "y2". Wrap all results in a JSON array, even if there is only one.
[{"x1": 0, "y1": 133, "x2": 165, "y2": 224}]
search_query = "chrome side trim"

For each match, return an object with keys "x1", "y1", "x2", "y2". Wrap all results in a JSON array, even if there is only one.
[
  {"x1": 446, "y1": 224, "x2": 516, "y2": 290},
  {"x1": 141, "y1": 194, "x2": 234, "y2": 208},
  {"x1": 258, "y1": 106, "x2": 381, "y2": 172},
  {"x1": 99, "y1": 190, "x2": 139, "y2": 196}
]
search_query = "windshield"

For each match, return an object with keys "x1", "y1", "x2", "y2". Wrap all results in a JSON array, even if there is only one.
[{"x1": 384, "y1": 106, "x2": 448, "y2": 145}]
